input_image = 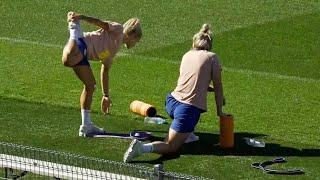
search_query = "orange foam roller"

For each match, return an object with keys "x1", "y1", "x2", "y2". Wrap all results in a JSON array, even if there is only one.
[
  {"x1": 130, "y1": 100, "x2": 157, "y2": 117},
  {"x1": 219, "y1": 114, "x2": 234, "y2": 148}
]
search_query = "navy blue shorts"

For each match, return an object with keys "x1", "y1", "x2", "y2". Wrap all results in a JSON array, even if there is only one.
[
  {"x1": 165, "y1": 93, "x2": 204, "y2": 133},
  {"x1": 75, "y1": 38, "x2": 90, "y2": 66}
]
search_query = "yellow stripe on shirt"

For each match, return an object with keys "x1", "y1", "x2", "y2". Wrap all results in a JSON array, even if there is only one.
[{"x1": 99, "y1": 50, "x2": 110, "y2": 60}]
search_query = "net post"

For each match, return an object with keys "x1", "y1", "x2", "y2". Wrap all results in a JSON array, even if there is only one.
[
  {"x1": 4, "y1": 167, "x2": 8, "y2": 178},
  {"x1": 153, "y1": 164, "x2": 164, "y2": 180}
]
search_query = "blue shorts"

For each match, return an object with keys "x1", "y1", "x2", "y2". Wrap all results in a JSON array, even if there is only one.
[
  {"x1": 165, "y1": 94, "x2": 204, "y2": 133},
  {"x1": 75, "y1": 38, "x2": 90, "y2": 66}
]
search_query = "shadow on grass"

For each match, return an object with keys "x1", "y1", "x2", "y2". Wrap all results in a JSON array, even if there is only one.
[
  {"x1": 2, "y1": 97, "x2": 319, "y2": 165},
  {"x1": 132, "y1": 131, "x2": 320, "y2": 164}
]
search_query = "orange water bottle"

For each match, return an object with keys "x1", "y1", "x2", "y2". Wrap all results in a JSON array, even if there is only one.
[{"x1": 219, "y1": 114, "x2": 234, "y2": 148}]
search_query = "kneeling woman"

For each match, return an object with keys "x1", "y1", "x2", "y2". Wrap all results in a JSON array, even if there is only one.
[{"x1": 124, "y1": 24, "x2": 226, "y2": 162}]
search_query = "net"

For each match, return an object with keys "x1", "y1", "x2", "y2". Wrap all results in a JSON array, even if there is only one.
[{"x1": 0, "y1": 141, "x2": 211, "y2": 180}]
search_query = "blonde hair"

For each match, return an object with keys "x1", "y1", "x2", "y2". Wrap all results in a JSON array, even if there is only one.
[
  {"x1": 123, "y1": 18, "x2": 142, "y2": 39},
  {"x1": 192, "y1": 24, "x2": 213, "y2": 50}
]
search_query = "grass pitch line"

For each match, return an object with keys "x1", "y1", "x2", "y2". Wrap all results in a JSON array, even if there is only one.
[
  {"x1": 0, "y1": 37, "x2": 63, "y2": 48},
  {"x1": 223, "y1": 67, "x2": 320, "y2": 84},
  {"x1": 1, "y1": 36, "x2": 319, "y2": 84},
  {"x1": 123, "y1": 53, "x2": 320, "y2": 84}
]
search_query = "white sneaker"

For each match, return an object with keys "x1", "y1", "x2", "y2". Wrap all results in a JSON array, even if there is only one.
[
  {"x1": 123, "y1": 139, "x2": 143, "y2": 163},
  {"x1": 79, "y1": 124, "x2": 106, "y2": 137},
  {"x1": 244, "y1": 138, "x2": 265, "y2": 147},
  {"x1": 185, "y1": 133, "x2": 199, "y2": 143}
]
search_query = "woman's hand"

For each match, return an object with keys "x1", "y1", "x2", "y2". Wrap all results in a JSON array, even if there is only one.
[
  {"x1": 101, "y1": 96, "x2": 111, "y2": 115},
  {"x1": 67, "y1": 11, "x2": 81, "y2": 22}
]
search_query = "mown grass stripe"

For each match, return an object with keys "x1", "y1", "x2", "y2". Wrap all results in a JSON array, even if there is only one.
[{"x1": 1, "y1": 36, "x2": 319, "y2": 84}]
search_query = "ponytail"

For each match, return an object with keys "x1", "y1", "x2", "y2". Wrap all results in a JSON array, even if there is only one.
[
  {"x1": 200, "y1": 23, "x2": 211, "y2": 34},
  {"x1": 193, "y1": 24, "x2": 213, "y2": 51}
]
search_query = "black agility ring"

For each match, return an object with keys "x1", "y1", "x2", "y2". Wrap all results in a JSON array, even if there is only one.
[{"x1": 251, "y1": 157, "x2": 305, "y2": 175}]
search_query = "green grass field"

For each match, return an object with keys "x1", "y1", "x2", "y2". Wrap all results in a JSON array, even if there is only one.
[{"x1": 1, "y1": 1, "x2": 320, "y2": 179}]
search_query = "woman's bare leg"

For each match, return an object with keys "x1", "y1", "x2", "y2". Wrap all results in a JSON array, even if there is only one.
[
  {"x1": 123, "y1": 129, "x2": 190, "y2": 162},
  {"x1": 152, "y1": 129, "x2": 190, "y2": 154},
  {"x1": 73, "y1": 65, "x2": 106, "y2": 136},
  {"x1": 73, "y1": 66, "x2": 96, "y2": 111},
  {"x1": 61, "y1": 13, "x2": 84, "y2": 67},
  {"x1": 61, "y1": 40, "x2": 83, "y2": 67}
]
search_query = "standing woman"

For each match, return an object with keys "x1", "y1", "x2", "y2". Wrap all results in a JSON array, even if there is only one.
[
  {"x1": 124, "y1": 24, "x2": 225, "y2": 162},
  {"x1": 62, "y1": 12, "x2": 142, "y2": 137}
]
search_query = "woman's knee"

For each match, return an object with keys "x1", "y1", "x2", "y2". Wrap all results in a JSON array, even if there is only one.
[
  {"x1": 165, "y1": 142, "x2": 182, "y2": 153},
  {"x1": 62, "y1": 42, "x2": 82, "y2": 67},
  {"x1": 62, "y1": 52, "x2": 83, "y2": 67},
  {"x1": 61, "y1": 48, "x2": 74, "y2": 67},
  {"x1": 84, "y1": 84, "x2": 96, "y2": 94},
  {"x1": 61, "y1": 54, "x2": 72, "y2": 67}
]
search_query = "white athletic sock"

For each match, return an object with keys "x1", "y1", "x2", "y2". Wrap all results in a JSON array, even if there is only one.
[
  {"x1": 69, "y1": 21, "x2": 83, "y2": 40},
  {"x1": 141, "y1": 143, "x2": 154, "y2": 153},
  {"x1": 81, "y1": 109, "x2": 92, "y2": 125}
]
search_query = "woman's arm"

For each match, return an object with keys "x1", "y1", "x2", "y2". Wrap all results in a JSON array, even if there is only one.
[
  {"x1": 100, "y1": 64, "x2": 111, "y2": 114},
  {"x1": 212, "y1": 55, "x2": 224, "y2": 116},
  {"x1": 208, "y1": 85, "x2": 226, "y2": 105},
  {"x1": 80, "y1": 15, "x2": 109, "y2": 30},
  {"x1": 68, "y1": 12, "x2": 109, "y2": 30}
]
